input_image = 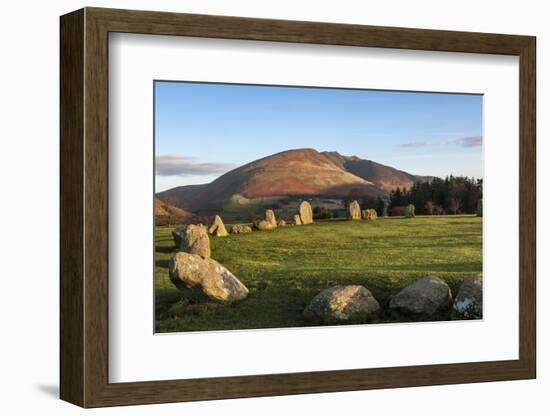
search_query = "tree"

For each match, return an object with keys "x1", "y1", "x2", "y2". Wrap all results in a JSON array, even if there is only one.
[
  {"x1": 389, "y1": 187, "x2": 406, "y2": 207},
  {"x1": 387, "y1": 175, "x2": 482, "y2": 215},
  {"x1": 376, "y1": 196, "x2": 385, "y2": 216},
  {"x1": 448, "y1": 198, "x2": 461, "y2": 215},
  {"x1": 312, "y1": 206, "x2": 334, "y2": 220}
]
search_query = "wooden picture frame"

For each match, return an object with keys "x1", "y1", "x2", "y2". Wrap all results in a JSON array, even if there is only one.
[{"x1": 60, "y1": 7, "x2": 536, "y2": 408}]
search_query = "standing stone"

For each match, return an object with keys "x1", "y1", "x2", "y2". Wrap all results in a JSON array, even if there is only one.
[
  {"x1": 477, "y1": 199, "x2": 483, "y2": 217},
  {"x1": 254, "y1": 219, "x2": 276, "y2": 231},
  {"x1": 230, "y1": 224, "x2": 252, "y2": 234},
  {"x1": 304, "y1": 285, "x2": 380, "y2": 324},
  {"x1": 362, "y1": 208, "x2": 378, "y2": 220},
  {"x1": 299, "y1": 201, "x2": 313, "y2": 224},
  {"x1": 265, "y1": 209, "x2": 277, "y2": 227},
  {"x1": 348, "y1": 200, "x2": 362, "y2": 220},
  {"x1": 293, "y1": 214, "x2": 302, "y2": 225},
  {"x1": 169, "y1": 252, "x2": 248, "y2": 303},
  {"x1": 452, "y1": 274, "x2": 483, "y2": 319},
  {"x1": 277, "y1": 219, "x2": 287, "y2": 227},
  {"x1": 405, "y1": 204, "x2": 415, "y2": 218},
  {"x1": 208, "y1": 215, "x2": 228, "y2": 237},
  {"x1": 172, "y1": 224, "x2": 211, "y2": 258},
  {"x1": 389, "y1": 276, "x2": 452, "y2": 319}
]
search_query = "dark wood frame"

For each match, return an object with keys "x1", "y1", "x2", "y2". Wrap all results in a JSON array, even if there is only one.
[{"x1": 60, "y1": 7, "x2": 536, "y2": 408}]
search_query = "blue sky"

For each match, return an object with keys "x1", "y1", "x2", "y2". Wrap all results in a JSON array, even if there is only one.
[{"x1": 155, "y1": 81, "x2": 482, "y2": 192}]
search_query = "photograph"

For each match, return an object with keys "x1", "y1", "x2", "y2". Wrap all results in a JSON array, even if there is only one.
[{"x1": 154, "y1": 81, "x2": 484, "y2": 333}]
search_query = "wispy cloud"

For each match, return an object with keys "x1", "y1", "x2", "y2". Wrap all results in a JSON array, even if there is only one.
[
  {"x1": 398, "y1": 135, "x2": 482, "y2": 149},
  {"x1": 398, "y1": 140, "x2": 433, "y2": 148},
  {"x1": 156, "y1": 155, "x2": 236, "y2": 176},
  {"x1": 457, "y1": 136, "x2": 483, "y2": 147}
]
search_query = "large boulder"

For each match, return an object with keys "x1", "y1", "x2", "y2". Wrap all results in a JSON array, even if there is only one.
[
  {"x1": 293, "y1": 214, "x2": 302, "y2": 225},
  {"x1": 277, "y1": 219, "x2": 287, "y2": 227},
  {"x1": 255, "y1": 219, "x2": 276, "y2": 231},
  {"x1": 169, "y1": 252, "x2": 248, "y2": 303},
  {"x1": 362, "y1": 208, "x2": 378, "y2": 220},
  {"x1": 452, "y1": 274, "x2": 483, "y2": 319},
  {"x1": 230, "y1": 224, "x2": 252, "y2": 234},
  {"x1": 172, "y1": 224, "x2": 211, "y2": 258},
  {"x1": 265, "y1": 209, "x2": 277, "y2": 227},
  {"x1": 389, "y1": 276, "x2": 452, "y2": 320},
  {"x1": 348, "y1": 200, "x2": 361, "y2": 220},
  {"x1": 208, "y1": 215, "x2": 228, "y2": 237},
  {"x1": 299, "y1": 201, "x2": 313, "y2": 224},
  {"x1": 405, "y1": 204, "x2": 415, "y2": 218},
  {"x1": 304, "y1": 285, "x2": 380, "y2": 324}
]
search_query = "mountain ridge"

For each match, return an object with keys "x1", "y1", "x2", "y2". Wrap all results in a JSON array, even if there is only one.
[{"x1": 157, "y1": 148, "x2": 432, "y2": 215}]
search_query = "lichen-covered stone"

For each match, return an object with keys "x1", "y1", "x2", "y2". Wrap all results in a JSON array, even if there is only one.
[
  {"x1": 254, "y1": 219, "x2": 276, "y2": 231},
  {"x1": 169, "y1": 252, "x2": 248, "y2": 303},
  {"x1": 299, "y1": 201, "x2": 313, "y2": 224},
  {"x1": 389, "y1": 276, "x2": 452, "y2": 319},
  {"x1": 208, "y1": 215, "x2": 228, "y2": 237},
  {"x1": 405, "y1": 204, "x2": 415, "y2": 218},
  {"x1": 348, "y1": 200, "x2": 361, "y2": 220},
  {"x1": 230, "y1": 224, "x2": 252, "y2": 234},
  {"x1": 172, "y1": 224, "x2": 210, "y2": 258},
  {"x1": 362, "y1": 208, "x2": 378, "y2": 220},
  {"x1": 304, "y1": 285, "x2": 380, "y2": 324},
  {"x1": 452, "y1": 274, "x2": 482, "y2": 319},
  {"x1": 265, "y1": 209, "x2": 277, "y2": 227}
]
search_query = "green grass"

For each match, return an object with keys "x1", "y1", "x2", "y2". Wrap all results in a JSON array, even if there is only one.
[{"x1": 155, "y1": 215, "x2": 482, "y2": 332}]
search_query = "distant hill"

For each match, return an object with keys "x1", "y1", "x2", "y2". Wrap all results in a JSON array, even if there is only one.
[
  {"x1": 321, "y1": 151, "x2": 432, "y2": 192},
  {"x1": 154, "y1": 197, "x2": 201, "y2": 225},
  {"x1": 157, "y1": 148, "x2": 432, "y2": 217}
]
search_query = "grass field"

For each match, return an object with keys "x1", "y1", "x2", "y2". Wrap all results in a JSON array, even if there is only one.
[{"x1": 155, "y1": 215, "x2": 482, "y2": 333}]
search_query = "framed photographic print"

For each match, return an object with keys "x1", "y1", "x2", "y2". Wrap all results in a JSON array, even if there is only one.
[{"x1": 60, "y1": 7, "x2": 536, "y2": 408}]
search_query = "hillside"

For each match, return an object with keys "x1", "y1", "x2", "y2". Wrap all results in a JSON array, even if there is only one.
[
  {"x1": 157, "y1": 148, "x2": 431, "y2": 216},
  {"x1": 154, "y1": 197, "x2": 200, "y2": 225}
]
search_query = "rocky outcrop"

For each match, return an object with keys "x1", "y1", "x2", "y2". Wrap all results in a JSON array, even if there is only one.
[
  {"x1": 169, "y1": 252, "x2": 248, "y2": 303},
  {"x1": 304, "y1": 285, "x2": 380, "y2": 324}
]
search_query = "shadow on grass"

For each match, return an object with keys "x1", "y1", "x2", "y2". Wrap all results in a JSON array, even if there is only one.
[
  {"x1": 156, "y1": 245, "x2": 176, "y2": 254},
  {"x1": 155, "y1": 259, "x2": 170, "y2": 269}
]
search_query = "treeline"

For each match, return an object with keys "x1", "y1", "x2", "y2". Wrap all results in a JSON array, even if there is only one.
[{"x1": 386, "y1": 176, "x2": 482, "y2": 215}]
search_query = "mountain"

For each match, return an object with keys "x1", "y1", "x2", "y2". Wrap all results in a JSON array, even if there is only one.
[
  {"x1": 157, "y1": 148, "x2": 431, "y2": 216},
  {"x1": 321, "y1": 151, "x2": 432, "y2": 192}
]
